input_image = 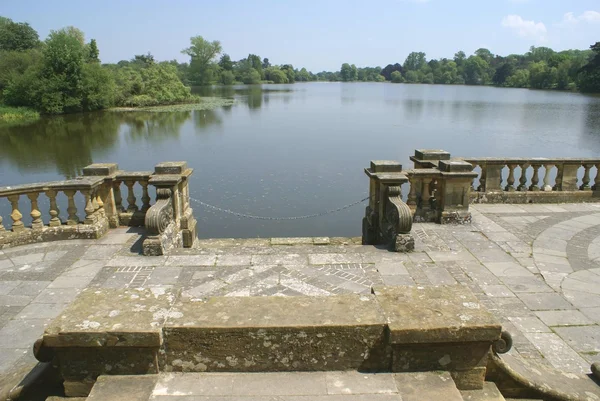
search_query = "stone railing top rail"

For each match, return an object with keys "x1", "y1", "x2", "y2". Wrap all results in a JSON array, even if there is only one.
[
  {"x1": 462, "y1": 157, "x2": 600, "y2": 164},
  {"x1": 0, "y1": 176, "x2": 105, "y2": 197}
]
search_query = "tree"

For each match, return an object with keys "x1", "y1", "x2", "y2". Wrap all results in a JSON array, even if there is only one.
[
  {"x1": 405, "y1": 70, "x2": 419, "y2": 83},
  {"x1": 266, "y1": 67, "x2": 288, "y2": 83},
  {"x1": 506, "y1": 69, "x2": 530, "y2": 88},
  {"x1": 474, "y1": 48, "x2": 493, "y2": 64},
  {"x1": 340, "y1": 63, "x2": 358, "y2": 81},
  {"x1": 579, "y1": 42, "x2": 600, "y2": 93},
  {"x1": 281, "y1": 64, "x2": 295, "y2": 83},
  {"x1": 529, "y1": 61, "x2": 557, "y2": 89},
  {"x1": 493, "y1": 62, "x2": 515, "y2": 86},
  {"x1": 81, "y1": 63, "x2": 114, "y2": 110},
  {"x1": 381, "y1": 63, "x2": 403, "y2": 81},
  {"x1": 454, "y1": 51, "x2": 466, "y2": 66},
  {"x1": 390, "y1": 71, "x2": 404, "y2": 83},
  {"x1": 181, "y1": 36, "x2": 222, "y2": 85},
  {"x1": 0, "y1": 19, "x2": 39, "y2": 51},
  {"x1": 248, "y1": 54, "x2": 263, "y2": 78},
  {"x1": 38, "y1": 27, "x2": 88, "y2": 113},
  {"x1": 220, "y1": 70, "x2": 234, "y2": 85},
  {"x1": 464, "y1": 56, "x2": 491, "y2": 85},
  {"x1": 132, "y1": 53, "x2": 155, "y2": 68},
  {"x1": 88, "y1": 39, "x2": 100, "y2": 63},
  {"x1": 262, "y1": 58, "x2": 270, "y2": 69},
  {"x1": 403, "y1": 52, "x2": 427, "y2": 71},
  {"x1": 218, "y1": 54, "x2": 233, "y2": 71},
  {"x1": 296, "y1": 67, "x2": 310, "y2": 82}
]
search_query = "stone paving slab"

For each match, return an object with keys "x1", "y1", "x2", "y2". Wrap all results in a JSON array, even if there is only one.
[{"x1": 1, "y1": 203, "x2": 600, "y2": 379}]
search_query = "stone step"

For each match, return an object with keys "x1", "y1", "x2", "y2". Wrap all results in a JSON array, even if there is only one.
[
  {"x1": 460, "y1": 382, "x2": 506, "y2": 401},
  {"x1": 37, "y1": 285, "x2": 502, "y2": 396},
  {"x1": 86, "y1": 371, "x2": 472, "y2": 401}
]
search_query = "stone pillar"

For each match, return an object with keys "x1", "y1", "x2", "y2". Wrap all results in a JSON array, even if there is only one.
[
  {"x1": 410, "y1": 149, "x2": 451, "y2": 169},
  {"x1": 46, "y1": 189, "x2": 62, "y2": 227},
  {"x1": 437, "y1": 160, "x2": 478, "y2": 224},
  {"x1": 560, "y1": 162, "x2": 581, "y2": 191},
  {"x1": 482, "y1": 163, "x2": 503, "y2": 192},
  {"x1": 363, "y1": 161, "x2": 413, "y2": 251},
  {"x1": 83, "y1": 163, "x2": 119, "y2": 228},
  {"x1": 153, "y1": 162, "x2": 197, "y2": 248},
  {"x1": 529, "y1": 164, "x2": 541, "y2": 191}
]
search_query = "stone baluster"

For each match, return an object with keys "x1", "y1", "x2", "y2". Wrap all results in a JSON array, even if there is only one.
[
  {"x1": 64, "y1": 190, "x2": 79, "y2": 225},
  {"x1": 477, "y1": 163, "x2": 487, "y2": 192},
  {"x1": 594, "y1": 163, "x2": 600, "y2": 191},
  {"x1": 517, "y1": 163, "x2": 529, "y2": 192},
  {"x1": 113, "y1": 180, "x2": 124, "y2": 212},
  {"x1": 529, "y1": 164, "x2": 541, "y2": 191},
  {"x1": 0, "y1": 216, "x2": 4, "y2": 232},
  {"x1": 124, "y1": 180, "x2": 138, "y2": 213},
  {"x1": 45, "y1": 189, "x2": 61, "y2": 227},
  {"x1": 27, "y1": 192, "x2": 44, "y2": 230},
  {"x1": 505, "y1": 164, "x2": 517, "y2": 192},
  {"x1": 543, "y1": 164, "x2": 554, "y2": 191},
  {"x1": 580, "y1": 164, "x2": 593, "y2": 191},
  {"x1": 421, "y1": 178, "x2": 431, "y2": 208},
  {"x1": 7, "y1": 195, "x2": 24, "y2": 232},
  {"x1": 81, "y1": 190, "x2": 96, "y2": 224},
  {"x1": 407, "y1": 178, "x2": 418, "y2": 211},
  {"x1": 95, "y1": 189, "x2": 105, "y2": 217},
  {"x1": 553, "y1": 164, "x2": 563, "y2": 191},
  {"x1": 141, "y1": 180, "x2": 151, "y2": 212}
]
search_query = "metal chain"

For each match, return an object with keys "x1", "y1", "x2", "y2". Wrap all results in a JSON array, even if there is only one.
[{"x1": 189, "y1": 196, "x2": 370, "y2": 220}]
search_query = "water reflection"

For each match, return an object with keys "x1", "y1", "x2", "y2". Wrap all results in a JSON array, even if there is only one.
[
  {"x1": 122, "y1": 111, "x2": 191, "y2": 142},
  {"x1": 0, "y1": 112, "x2": 120, "y2": 178}
]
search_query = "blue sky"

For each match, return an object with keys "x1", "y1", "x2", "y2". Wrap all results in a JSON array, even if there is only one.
[{"x1": 2, "y1": 0, "x2": 599, "y2": 71}]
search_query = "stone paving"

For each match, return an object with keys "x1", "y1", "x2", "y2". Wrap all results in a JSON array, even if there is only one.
[{"x1": 1, "y1": 203, "x2": 600, "y2": 378}]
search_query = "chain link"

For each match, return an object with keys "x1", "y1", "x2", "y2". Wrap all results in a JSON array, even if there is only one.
[{"x1": 189, "y1": 196, "x2": 370, "y2": 220}]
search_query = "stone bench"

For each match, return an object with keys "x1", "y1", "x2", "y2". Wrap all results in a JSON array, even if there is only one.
[{"x1": 36, "y1": 285, "x2": 502, "y2": 396}]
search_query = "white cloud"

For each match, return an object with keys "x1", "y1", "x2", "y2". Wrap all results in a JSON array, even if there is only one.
[
  {"x1": 501, "y1": 15, "x2": 547, "y2": 41},
  {"x1": 563, "y1": 10, "x2": 600, "y2": 24}
]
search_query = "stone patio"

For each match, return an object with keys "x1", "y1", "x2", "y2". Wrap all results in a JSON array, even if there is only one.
[{"x1": 1, "y1": 203, "x2": 600, "y2": 380}]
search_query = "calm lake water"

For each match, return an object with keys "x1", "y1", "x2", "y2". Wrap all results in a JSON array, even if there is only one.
[{"x1": 1, "y1": 83, "x2": 599, "y2": 238}]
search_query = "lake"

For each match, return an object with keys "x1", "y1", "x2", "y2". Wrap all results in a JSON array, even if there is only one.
[{"x1": 1, "y1": 83, "x2": 599, "y2": 238}]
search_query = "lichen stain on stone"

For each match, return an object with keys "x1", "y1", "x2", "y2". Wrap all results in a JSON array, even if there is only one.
[
  {"x1": 438, "y1": 354, "x2": 452, "y2": 366},
  {"x1": 76, "y1": 320, "x2": 101, "y2": 329},
  {"x1": 108, "y1": 310, "x2": 120, "y2": 318}
]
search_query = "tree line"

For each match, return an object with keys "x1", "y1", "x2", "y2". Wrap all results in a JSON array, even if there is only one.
[
  {"x1": 0, "y1": 15, "x2": 599, "y2": 117},
  {"x1": 326, "y1": 46, "x2": 600, "y2": 92}
]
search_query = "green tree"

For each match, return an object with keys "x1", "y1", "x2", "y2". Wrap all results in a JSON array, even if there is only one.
[
  {"x1": 248, "y1": 54, "x2": 263, "y2": 79},
  {"x1": 0, "y1": 18, "x2": 39, "y2": 51},
  {"x1": 181, "y1": 35, "x2": 222, "y2": 85},
  {"x1": 579, "y1": 42, "x2": 600, "y2": 93},
  {"x1": 281, "y1": 64, "x2": 295, "y2": 83},
  {"x1": 463, "y1": 56, "x2": 491, "y2": 85},
  {"x1": 529, "y1": 61, "x2": 557, "y2": 89},
  {"x1": 262, "y1": 58, "x2": 270, "y2": 69},
  {"x1": 220, "y1": 70, "x2": 235, "y2": 85},
  {"x1": 403, "y1": 52, "x2": 427, "y2": 71},
  {"x1": 390, "y1": 70, "x2": 404, "y2": 83},
  {"x1": 506, "y1": 69, "x2": 530, "y2": 88},
  {"x1": 266, "y1": 67, "x2": 288, "y2": 83},
  {"x1": 474, "y1": 48, "x2": 494, "y2": 64},
  {"x1": 340, "y1": 63, "x2": 358, "y2": 81},
  {"x1": 88, "y1": 39, "x2": 100, "y2": 63},
  {"x1": 218, "y1": 54, "x2": 233, "y2": 71},
  {"x1": 81, "y1": 63, "x2": 114, "y2": 110},
  {"x1": 405, "y1": 70, "x2": 419, "y2": 83},
  {"x1": 296, "y1": 67, "x2": 310, "y2": 82},
  {"x1": 493, "y1": 62, "x2": 515, "y2": 86}
]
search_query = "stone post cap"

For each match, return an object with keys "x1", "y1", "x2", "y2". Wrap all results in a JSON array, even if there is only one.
[
  {"x1": 82, "y1": 163, "x2": 119, "y2": 176},
  {"x1": 149, "y1": 174, "x2": 183, "y2": 186},
  {"x1": 414, "y1": 149, "x2": 451, "y2": 161},
  {"x1": 154, "y1": 162, "x2": 188, "y2": 175},
  {"x1": 370, "y1": 160, "x2": 403, "y2": 173},
  {"x1": 438, "y1": 159, "x2": 474, "y2": 173}
]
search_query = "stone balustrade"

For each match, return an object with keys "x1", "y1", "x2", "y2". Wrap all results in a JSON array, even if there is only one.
[
  {"x1": 463, "y1": 158, "x2": 600, "y2": 203},
  {"x1": 362, "y1": 161, "x2": 415, "y2": 252},
  {"x1": 0, "y1": 162, "x2": 196, "y2": 252}
]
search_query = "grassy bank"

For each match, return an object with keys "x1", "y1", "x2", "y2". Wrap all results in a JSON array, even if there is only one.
[
  {"x1": 0, "y1": 106, "x2": 40, "y2": 124},
  {"x1": 109, "y1": 97, "x2": 235, "y2": 113}
]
